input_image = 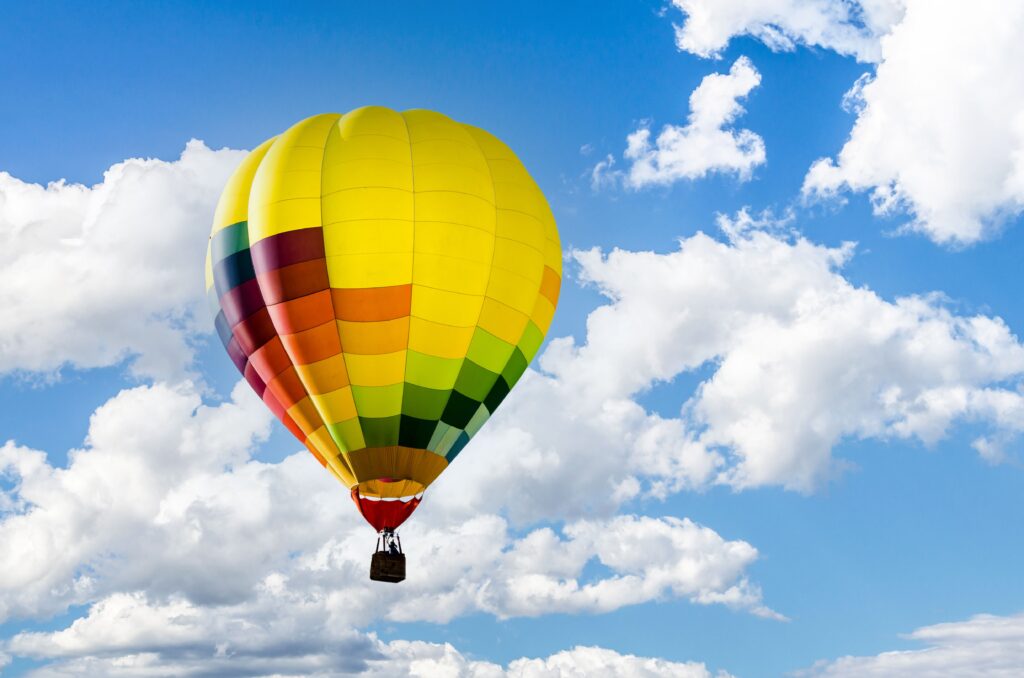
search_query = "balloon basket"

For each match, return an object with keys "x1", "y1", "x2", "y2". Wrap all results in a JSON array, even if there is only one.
[
  {"x1": 369, "y1": 529, "x2": 406, "y2": 583},
  {"x1": 370, "y1": 551, "x2": 406, "y2": 583}
]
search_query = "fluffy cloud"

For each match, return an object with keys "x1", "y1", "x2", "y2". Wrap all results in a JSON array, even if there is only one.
[
  {"x1": 670, "y1": 1, "x2": 1024, "y2": 246},
  {"x1": 0, "y1": 141, "x2": 244, "y2": 380},
  {"x1": 4, "y1": 602, "x2": 737, "y2": 677},
  {"x1": 5, "y1": 199, "x2": 1020, "y2": 672},
  {"x1": 445, "y1": 210, "x2": 1024, "y2": 511},
  {"x1": 594, "y1": 57, "x2": 765, "y2": 189},
  {"x1": 669, "y1": 0, "x2": 906, "y2": 62},
  {"x1": 378, "y1": 643, "x2": 733, "y2": 678},
  {"x1": 803, "y1": 1, "x2": 1024, "y2": 245},
  {"x1": 800, "y1": 611, "x2": 1024, "y2": 677},
  {"x1": 7, "y1": 598, "x2": 732, "y2": 678},
  {"x1": 6, "y1": 592, "x2": 381, "y2": 677},
  {"x1": 0, "y1": 376, "x2": 775, "y2": 671},
  {"x1": 0, "y1": 381, "x2": 276, "y2": 620}
]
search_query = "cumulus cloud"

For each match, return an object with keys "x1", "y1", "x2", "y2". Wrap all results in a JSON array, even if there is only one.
[
  {"x1": 377, "y1": 643, "x2": 734, "y2": 678},
  {"x1": 0, "y1": 376, "x2": 775, "y2": 671},
  {"x1": 803, "y1": 1, "x2": 1024, "y2": 245},
  {"x1": 4, "y1": 603, "x2": 738, "y2": 677},
  {"x1": 7, "y1": 139, "x2": 1024, "y2": 672},
  {"x1": 799, "y1": 610, "x2": 1024, "y2": 677},
  {"x1": 593, "y1": 57, "x2": 765, "y2": 189},
  {"x1": 7, "y1": 599, "x2": 732, "y2": 678},
  {"x1": 670, "y1": 1, "x2": 1024, "y2": 246},
  {"x1": 442, "y1": 211, "x2": 1024, "y2": 510},
  {"x1": 0, "y1": 381, "x2": 276, "y2": 620},
  {"x1": 0, "y1": 141, "x2": 244, "y2": 380},
  {"x1": 6, "y1": 592, "x2": 381, "y2": 677},
  {"x1": 669, "y1": 0, "x2": 906, "y2": 62}
]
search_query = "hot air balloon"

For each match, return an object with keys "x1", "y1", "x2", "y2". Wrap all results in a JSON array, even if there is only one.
[{"x1": 205, "y1": 107, "x2": 561, "y2": 582}]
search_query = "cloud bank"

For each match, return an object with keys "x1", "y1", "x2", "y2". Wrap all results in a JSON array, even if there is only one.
[
  {"x1": 669, "y1": 0, "x2": 1024, "y2": 245},
  {"x1": 452, "y1": 210, "x2": 1024, "y2": 508},
  {"x1": 0, "y1": 374, "x2": 774, "y2": 673},
  {"x1": 803, "y1": 1, "x2": 1024, "y2": 244},
  {"x1": 0, "y1": 141, "x2": 244, "y2": 381},
  {"x1": 5, "y1": 138, "x2": 1024, "y2": 673}
]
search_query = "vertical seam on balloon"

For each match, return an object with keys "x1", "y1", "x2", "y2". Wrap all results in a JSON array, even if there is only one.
[
  {"x1": 424, "y1": 123, "x2": 500, "y2": 456},
  {"x1": 240, "y1": 133, "x2": 350, "y2": 483},
  {"x1": 251, "y1": 134, "x2": 332, "y2": 462},
  {"x1": 481, "y1": 163, "x2": 548, "y2": 400},
  {"x1": 490, "y1": 163, "x2": 551, "y2": 376},
  {"x1": 397, "y1": 110, "x2": 418, "y2": 452},
  {"x1": 312, "y1": 114, "x2": 358, "y2": 480},
  {"x1": 230, "y1": 140, "x2": 299, "y2": 430}
]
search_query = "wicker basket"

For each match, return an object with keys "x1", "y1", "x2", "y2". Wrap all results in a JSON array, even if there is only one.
[{"x1": 370, "y1": 551, "x2": 406, "y2": 583}]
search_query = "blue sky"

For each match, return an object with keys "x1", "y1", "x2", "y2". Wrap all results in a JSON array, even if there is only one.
[{"x1": 2, "y1": 2, "x2": 1024, "y2": 676}]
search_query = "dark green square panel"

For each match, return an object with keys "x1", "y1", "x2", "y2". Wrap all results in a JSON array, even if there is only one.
[
  {"x1": 501, "y1": 348, "x2": 529, "y2": 387},
  {"x1": 441, "y1": 390, "x2": 481, "y2": 429},
  {"x1": 359, "y1": 415, "x2": 401, "y2": 448},
  {"x1": 398, "y1": 415, "x2": 438, "y2": 449},
  {"x1": 483, "y1": 376, "x2": 511, "y2": 414},
  {"x1": 454, "y1": 359, "x2": 500, "y2": 401},
  {"x1": 401, "y1": 383, "x2": 449, "y2": 420}
]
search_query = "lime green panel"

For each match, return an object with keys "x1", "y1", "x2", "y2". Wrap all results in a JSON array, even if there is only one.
[
  {"x1": 327, "y1": 418, "x2": 366, "y2": 452},
  {"x1": 352, "y1": 383, "x2": 404, "y2": 418},
  {"x1": 518, "y1": 321, "x2": 544, "y2": 362},
  {"x1": 405, "y1": 350, "x2": 462, "y2": 390},
  {"x1": 466, "y1": 327, "x2": 515, "y2": 373}
]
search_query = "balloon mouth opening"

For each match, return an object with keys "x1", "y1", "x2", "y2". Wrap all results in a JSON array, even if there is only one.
[{"x1": 351, "y1": 483, "x2": 424, "y2": 532}]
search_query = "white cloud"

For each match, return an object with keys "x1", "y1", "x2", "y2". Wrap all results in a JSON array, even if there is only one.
[
  {"x1": 670, "y1": 1, "x2": 1024, "y2": 246},
  {"x1": 799, "y1": 611, "x2": 1024, "y2": 677},
  {"x1": 376, "y1": 514, "x2": 777, "y2": 622},
  {"x1": 444, "y1": 212, "x2": 1024, "y2": 509},
  {"x1": 669, "y1": 0, "x2": 906, "y2": 62},
  {"x1": 803, "y1": 1, "x2": 1024, "y2": 245},
  {"x1": 6, "y1": 196, "x2": 1010, "y2": 646},
  {"x1": 0, "y1": 141, "x2": 244, "y2": 380},
  {"x1": 377, "y1": 643, "x2": 734, "y2": 678},
  {"x1": 7, "y1": 140, "x2": 1024, "y2": 672},
  {"x1": 0, "y1": 376, "x2": 776, "y2": 671},
  {"x1": 594, "y1": 57, "x2": 765, "y2": 189},
  {"x1": 6, "y1": 592, "x2": 382, "y2": 677},
  {"x1": 6, "y1": 599, "x2": 733, "y2": 678},
  {"x1": 5, "y1": 593, "x2": 734, "y2": 676},
  {"x1": 0, "y1": 381, "x2": 277, "y2": 620}
]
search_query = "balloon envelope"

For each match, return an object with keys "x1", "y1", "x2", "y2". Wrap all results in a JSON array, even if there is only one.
[{"x1": 205, "y1": 107, "x2": 561, "y2": 530}]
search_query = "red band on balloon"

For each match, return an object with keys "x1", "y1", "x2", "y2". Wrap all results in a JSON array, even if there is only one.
[{"x1": 350, "y1": 487, "x2": 422, "y2": 532}]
